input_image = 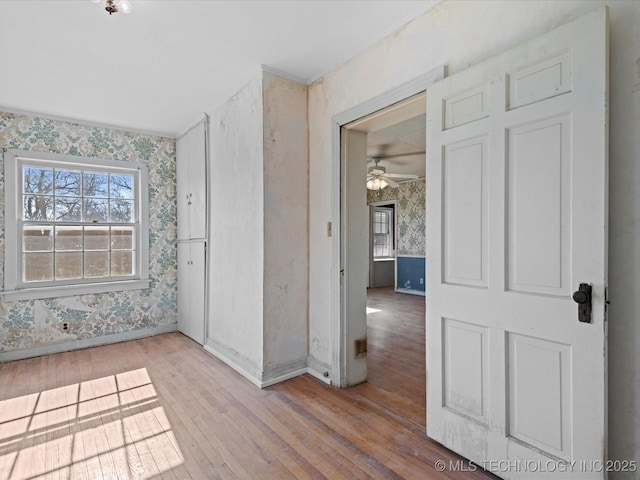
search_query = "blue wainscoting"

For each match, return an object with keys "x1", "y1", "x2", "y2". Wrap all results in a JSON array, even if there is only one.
[{"x1": 396, "y1": 256, "x2": 426, "y2": 296}]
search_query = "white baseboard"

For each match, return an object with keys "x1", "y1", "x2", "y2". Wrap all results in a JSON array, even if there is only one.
[
  {"x1": 261, "y1": 367, "x2": 308, "y2": 388},
  {"x1": 261, "y1": 357, "x2": 307, "y2": 387},
  {"x1": 307, "y1": 356, "x2": 334, "y2": 385},
  {"x1": 203, "y1": 341, "x2": 263, "y2": 388},
  {"x1": 204, "y1": 341, "x2": 312, "y2": 388},
  {"x1": 395, "y1": 288, "x2": 426, "y2": 297},
  {"x1": 306, "y1": 368, "x2": 333, "y2": 385},
  {"x1": 0, "y1": 324, "x2": 178, "y2": 363}
]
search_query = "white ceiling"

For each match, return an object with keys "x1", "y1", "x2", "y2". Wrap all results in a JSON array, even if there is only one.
[
  {"x1": 367, "y1": 115, "x2": 426, "y2": 178},
  {"x1": 0, "y1": 0, "x2": 440, "y2": 137}
]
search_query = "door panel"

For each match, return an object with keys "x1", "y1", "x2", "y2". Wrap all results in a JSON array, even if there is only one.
[
  {"x1": 426, "y1": 8, "x2": 608, "y2": 477},
  {"x1": 444, "y1": 84, "x2": 489, "y2": 129},
  {"x1": 177, "y1": 241, "x2": 191, "y2": 336},
  {"x1": 178, "y1": 241, "x2": 205, "y2": 345},
  {"x1": 176, "y1": 122, "x2": 207, "y2": 241},
  {"x1": 443, "y1": 318, "x2": 488, "y2": 423},
  {"x1": 507, "y1": 51, "x2": 572, "y2": 110},
  {"x1": 188, "y1": 124, "x2": 207, "y2": 240},
  {"x1": 508, "y1": 333, "x2": 571, "y2": 460},
  {"x1": 443, "y1": 137, "x2": 488, "y2": 287},
  {"x1": 188, "y1": 241, "x2": 206, "y2": 344},
  {"x1": 176, "y1": 135, "x2": 190, "y2": 241},
  {"x1": 508, "y1": 115, "x2": 571, "y2": 295}
]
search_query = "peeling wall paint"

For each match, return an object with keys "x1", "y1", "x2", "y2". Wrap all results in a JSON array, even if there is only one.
[
  {"x1": 307, "y1": 0, "x2": 640, "y2": 468},
  {"x1": 208, "y1": 74, "x2": 265, "y2": 372},
  {"x1": 0, "y1": 112, "x2": 177, "y2": 354},
  {"x1": 262, "y1": 72, "x2": 308, "y2": 371},
  {"x1": 207, "y1": 70, "x2": 308, "y2": 383}
]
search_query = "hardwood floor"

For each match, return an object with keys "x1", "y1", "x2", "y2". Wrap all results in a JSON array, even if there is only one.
[{"x1": 0, "y1": 289, "x2": 497, "y2": 479}]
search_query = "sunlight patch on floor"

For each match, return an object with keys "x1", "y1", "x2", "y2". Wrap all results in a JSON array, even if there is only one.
[
  {"x1": 366, "y1": 307, "x2": 382, "y2": 314},
  {"x1": 0, "y1": 368, "x2": 184, "y2": 479}
]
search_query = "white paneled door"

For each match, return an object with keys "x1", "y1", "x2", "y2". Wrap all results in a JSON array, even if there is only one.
[
  {"x1": 426, "y1": 8, "x2": 608, "y2": 478},
  {"x1": 178, "y1": 241, "x2": 206, "y2": 345},
  {"x1": 176, "y1": 122, "x2": 207, "y2": 241}
]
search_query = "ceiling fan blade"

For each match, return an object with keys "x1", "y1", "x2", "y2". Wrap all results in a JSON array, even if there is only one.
[
  {"x1": 385, "y1": 173, "x2": 419, "y2": 179},
  {"x1": 385, "y1": 177, "x2": 400, "y2": 188},
  {"x1": 376, "y1": 151, "x2": 426, "y2": 159}
]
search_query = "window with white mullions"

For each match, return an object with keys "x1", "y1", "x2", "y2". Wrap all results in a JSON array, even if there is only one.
[
  {"x1": 372, "y1": 207, "x2": 394, "y2": 259},
  {"x1": 4, "y1": 150, "x2": 149, "y2": 300}
]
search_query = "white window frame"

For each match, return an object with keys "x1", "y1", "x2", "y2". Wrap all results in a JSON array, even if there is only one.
[
  {"x1": 371, "y1": 206, "x2": 395, "y2": 260},
  {"x1": 3, "y1": 149, "x2": 149, "y2": 301}
]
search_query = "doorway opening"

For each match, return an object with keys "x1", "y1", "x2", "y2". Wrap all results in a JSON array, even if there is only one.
[{"x1": 340, "y1": 92, "x2": 427, "y2": 427}]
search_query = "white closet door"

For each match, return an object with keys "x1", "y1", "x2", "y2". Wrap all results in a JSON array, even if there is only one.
[
  {"x1": 176, "y1": 122, "x2": 207, "y2": 240},
  {"x1": 176, "y1": 135, "x2": 190, "y2": 241},
  {"x1": 178, "y1": 241, "x2": 205, "y2": 345},
  {"x1": 188, "y1": 124, "x2": 207, "y2": 240}
]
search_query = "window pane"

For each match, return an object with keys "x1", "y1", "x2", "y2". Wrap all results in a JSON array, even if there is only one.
[
  {"x1": 111, "y1": 227, "x2": 134, "y2": 250},
  {"x1": 55, "y1": 226, "x2": 83, "y2": 251},
  {"x1": 23, "y1": 226, "x2": 53, "y2": 252},
  {"x1": 23, "y1": 195, "x2": 53, "y2": 221},
  {"x1": 373, "y1": 235, "x2": 386, "y2": 246},
  {"x1": 373, "y1": 233, "x2": 390, "y2": 258},
  {"x1": 23, "y1": 167, "x2": 53, "y2": 194},
  {"x1": 84, "y1": 226, "x2": 109, "y2": 250},
  {"x1": 12, "y1": 154, "x2": 145, "y2": 289},
  {"x1": 54, "y1": 170, "x2": 81, "y2": 196},
  {"x1": 83, "y1": 172, "x2": 109, "y2": 197},
  {"x1": 111, "y1": 251, "x2": 134, "y2": 276},
  {"x1": 85, "y1": 252, "x2": 109, "y2": 278},
  {"x1": 55, "y1": 253, "x2": 82, "y2": 280},
  {"x1": 55, "y1": 197, "x2": 82, "y2": 221},
  {"x1": 23, "y1": 253, "x2": 53, "y2": 282},
  {"x1": 110, "y1": 199, "x2": 134, "y2": 223},
  {"x1": 84, "y1": 198, "x2": 108, "y2": 222},
  {"x1": 110, "y1": 174, "x2": 134, "y2": 199}
]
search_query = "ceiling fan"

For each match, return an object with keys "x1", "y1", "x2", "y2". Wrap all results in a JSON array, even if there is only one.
[{"x1": 366, "y1": 157, "x2": 419, "y2": 190}]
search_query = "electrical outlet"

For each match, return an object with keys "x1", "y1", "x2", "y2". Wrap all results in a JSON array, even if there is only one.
[
  {"x1": 61, "y1": 322, "x2": 70, "y2": 332},
  {"x1": 420, "y1": 277, "x2": 424, "y2": 285}
]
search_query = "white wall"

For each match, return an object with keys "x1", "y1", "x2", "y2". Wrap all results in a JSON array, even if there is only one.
[
  {"x1": 262, "y1": 72, "x2": 309, "y2": 379},
  {"x1": 206, "y1": 70, "x2": 309, "y2": 385},
  {"x1": 307, "y1": 0, "x2": 640, "y2": 470},
  {"x1": 208, "y1": 74, "x2": 265, "y2": 378}
]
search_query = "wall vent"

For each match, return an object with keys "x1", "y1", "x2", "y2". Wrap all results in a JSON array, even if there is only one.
[{"x1": 354, "y1": 338, "x2": 367, "y2": 359}]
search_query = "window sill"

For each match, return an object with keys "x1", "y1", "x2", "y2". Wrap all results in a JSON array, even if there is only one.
[{"x1": 1, "y1": 279, "x2": 150, "y2": 302}]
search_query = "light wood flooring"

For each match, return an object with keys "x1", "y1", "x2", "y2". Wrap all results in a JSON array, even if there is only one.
[{"x1": 0, "y1": 287, "x2": 497, "y2": 479}]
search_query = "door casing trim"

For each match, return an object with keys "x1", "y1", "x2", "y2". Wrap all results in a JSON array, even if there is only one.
[{"x1": 330, "y1": 66, "x2": 446, "y2": 387}]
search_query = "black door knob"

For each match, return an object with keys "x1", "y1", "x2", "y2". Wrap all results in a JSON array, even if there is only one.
[{"x1": 572, "y1": 290, "x2": 589, "y2": 304}]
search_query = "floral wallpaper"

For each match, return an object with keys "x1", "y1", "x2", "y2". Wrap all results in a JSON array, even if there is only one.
[
  {"x1": 367, "y1": 179, "x2": 425, "y2": 256},
  {"x1": 0, "y1": 112, "x2": 177, "y2": 354}
]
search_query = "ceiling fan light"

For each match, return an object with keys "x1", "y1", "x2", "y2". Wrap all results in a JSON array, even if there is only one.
[
  {"x1": 367, "y1": 177, "x2": 388, "y2": 191},
  {"x1": 117, "y1": 0, "x2": 132, "y2": 14}
]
